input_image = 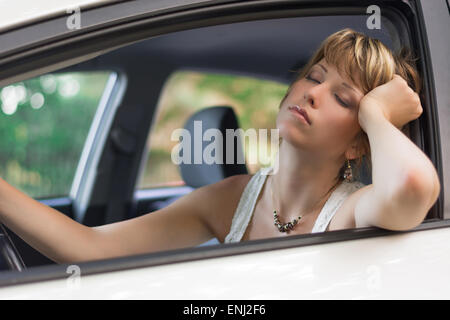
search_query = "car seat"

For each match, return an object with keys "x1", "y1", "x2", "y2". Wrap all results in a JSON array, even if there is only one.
[
  {"x1": 179, "y1": 105, "x2": 248, "y2": 187},
  {"x1": 147, "y1": 106, "x2": 248, "y2": 212}
]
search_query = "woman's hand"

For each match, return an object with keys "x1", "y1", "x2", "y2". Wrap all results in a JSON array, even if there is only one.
[{"x1": 358, "y1": 74, "x2": 423, "y2": 131}]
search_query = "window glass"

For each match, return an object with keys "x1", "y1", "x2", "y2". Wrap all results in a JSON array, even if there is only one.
[
  {"x1": 0, "y1": 72, "x2": 113, "y2": 198},
  {"x1": 138, "y1": 71, "x2": 288, "y2": 189}
]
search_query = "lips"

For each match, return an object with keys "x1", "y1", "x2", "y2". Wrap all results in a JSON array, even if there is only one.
[{"x1": 288, "y1": 105, "x2": 311, "y2": 125}]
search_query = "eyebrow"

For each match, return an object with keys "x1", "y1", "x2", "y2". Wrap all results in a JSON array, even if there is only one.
[{"x1": 316, "y1": 63, "x2": 358, "y2": 93}]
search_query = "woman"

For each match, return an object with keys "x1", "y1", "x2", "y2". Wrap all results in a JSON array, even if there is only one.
[{"x1": 0, "y1": 29, "x2": 440, "y2": 263}]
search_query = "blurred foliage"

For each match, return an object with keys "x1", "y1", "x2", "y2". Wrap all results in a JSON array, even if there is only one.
[
  {"x1": 0, "y1": 72, "x2": 111, "y2": 198},
  {"x1": 139, "y1": 71, "x2": 288, "y2": 189}
]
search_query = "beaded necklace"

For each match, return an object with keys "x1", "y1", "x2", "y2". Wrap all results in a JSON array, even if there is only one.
[{"x1": 270, "y1": 176, "x2": 340, "y2": 233}]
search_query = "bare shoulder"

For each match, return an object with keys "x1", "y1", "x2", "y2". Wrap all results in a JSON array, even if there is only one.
[
  {"x1": 198, "y1": 173, "x2": 253, "y2": 242},
  {"x1": 328, "y1": 184, "x2": 373, "y2": 231}
]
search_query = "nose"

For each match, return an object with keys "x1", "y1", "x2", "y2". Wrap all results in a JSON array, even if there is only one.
[
  {"x1": 304, "y1": 92, "x2": 314, "y2": 108},
  {"x1": 303, "y1": 91, "x2": 317, "y2": 108},
  {"x1": 304, "y1": 83, "x2": 323, "y2": 109}
]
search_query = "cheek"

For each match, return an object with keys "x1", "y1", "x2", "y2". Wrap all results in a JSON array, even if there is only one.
[{"x1": 317, "y1": 107, "x2": 359, "y2": 141}]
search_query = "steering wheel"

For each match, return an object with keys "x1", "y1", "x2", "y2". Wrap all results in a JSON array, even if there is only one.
[{"x1": 0, "y1": 224, "x2": 26, "y2": 271}]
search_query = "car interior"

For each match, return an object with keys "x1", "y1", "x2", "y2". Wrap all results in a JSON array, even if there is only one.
[{"x1": 0, "y1": 5, "x2": 438, "y2": 273}]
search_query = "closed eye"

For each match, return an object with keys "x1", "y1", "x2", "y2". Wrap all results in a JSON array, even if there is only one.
[
  {"x1": 334, "y1": 94, "x2": 349, "y2": 108},
  {"x1": 305, "y1": 75, "x2": 320, "y2": 84},
  {"x1": 306, "y1": 74, "x2": 349, "y2": 108}
]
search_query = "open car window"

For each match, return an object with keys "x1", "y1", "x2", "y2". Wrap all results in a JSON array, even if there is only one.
[{"x1": 0, "y1": 72, "x2": 115, "y2": 199}]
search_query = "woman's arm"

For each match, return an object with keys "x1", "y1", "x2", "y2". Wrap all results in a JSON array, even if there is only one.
[
  {"x1": 0, "y1": 175, "x2": 218, "y2": 264},
  {"x1": 0, "y1": 178, "x2": 98, "y2": 263},
  {"x1": 354, "y1": 75, "x2": 440, "y2": 230}
]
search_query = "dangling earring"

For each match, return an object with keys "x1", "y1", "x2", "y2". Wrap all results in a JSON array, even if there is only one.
[{"x1": 343, "y1": 159, "x2": 353, "y2": 182}]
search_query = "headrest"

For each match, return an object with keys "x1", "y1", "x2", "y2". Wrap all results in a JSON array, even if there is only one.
[{"x1": 179, "y1": 106, "x2": 248, "y2": 188}]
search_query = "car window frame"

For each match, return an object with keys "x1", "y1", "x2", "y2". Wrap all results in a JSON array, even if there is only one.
[{"x1": 69, "y1": 71, "x2": 127, "y2": 223}]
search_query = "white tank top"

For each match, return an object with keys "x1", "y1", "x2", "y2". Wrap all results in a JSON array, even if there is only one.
[{"x1": 224, "y1": 166, "x2": 365, "y2": 243}]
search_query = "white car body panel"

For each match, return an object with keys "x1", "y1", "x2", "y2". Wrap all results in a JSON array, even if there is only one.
[{"x1": 1, "y1": 227, "x2": 449, "y2": 299}]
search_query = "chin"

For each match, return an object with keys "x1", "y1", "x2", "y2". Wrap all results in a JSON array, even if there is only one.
[{"x1": 277, "y1": 121, "x2": 309, "y2": 149}]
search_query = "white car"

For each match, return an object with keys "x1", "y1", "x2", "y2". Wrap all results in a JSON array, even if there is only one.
[{"x1": 0, "y1": 0, "x2": 448, "y2": 300}]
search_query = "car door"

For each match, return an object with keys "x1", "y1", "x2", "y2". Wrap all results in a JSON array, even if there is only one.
[{"x1": 0, "y1": 0, "x2": 448, "y2": 299}]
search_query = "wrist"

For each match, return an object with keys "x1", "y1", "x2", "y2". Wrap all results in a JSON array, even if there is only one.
[{"x1": 358, "y1": 102, "x2": 389, "y2": 132}]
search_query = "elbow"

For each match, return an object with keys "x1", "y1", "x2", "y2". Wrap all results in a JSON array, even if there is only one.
[
  {"x1": 401, "y1": 166, "x2": 440, "y2": 206},
  {"x1": 392, "y1": 167, "x2": 440, "y2": 230}
]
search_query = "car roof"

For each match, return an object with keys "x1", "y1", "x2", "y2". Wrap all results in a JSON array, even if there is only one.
[{"x1": 0, "y1": 0, "x2": 109, "y2": 32}]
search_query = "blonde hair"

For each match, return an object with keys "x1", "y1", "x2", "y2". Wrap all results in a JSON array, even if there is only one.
[{"x1": 280, "y1": 28, "x2": 422, "y2": 181}]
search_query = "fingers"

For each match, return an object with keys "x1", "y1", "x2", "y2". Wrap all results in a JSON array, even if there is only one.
[
  {"x1": 395, "y1": 74, "x2": 422, "y2": 109},
  {"x1": 392, "y1": 74, "x2": 423, "y2": 121}
]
